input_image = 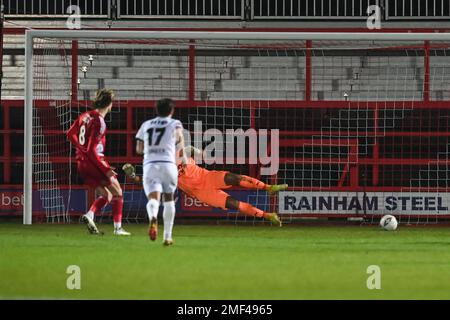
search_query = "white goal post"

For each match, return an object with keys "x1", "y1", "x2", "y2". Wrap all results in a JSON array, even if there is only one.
[{"x1": 23, "y1": 30, "x2": 450, "y2": 225}]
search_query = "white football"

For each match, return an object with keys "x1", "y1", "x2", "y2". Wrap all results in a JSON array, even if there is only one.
[{"x1": 380, "y1": 215, "x2": 398, "y2": 231}]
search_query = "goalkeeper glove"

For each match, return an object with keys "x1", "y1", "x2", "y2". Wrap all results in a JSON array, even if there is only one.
[
  {"x1": 184, "y1": 146, "x2": 202, "y2": 157},
  {"x1": 122, "y1": 163, "x2": 136, "y2": 179}
]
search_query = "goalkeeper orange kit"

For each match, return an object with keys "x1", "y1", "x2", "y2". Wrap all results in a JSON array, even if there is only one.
[
  {"x1": 177, "y1": 158, "x2": 232, "y2": 209},
  {"x1": 177, "y1": 158, "x2": 271, "y2": 220}
]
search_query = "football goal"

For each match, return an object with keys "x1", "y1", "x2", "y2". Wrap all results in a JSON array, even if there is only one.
[{"x1": 23, "y1": 30, "x2": 450, "y2": 225}]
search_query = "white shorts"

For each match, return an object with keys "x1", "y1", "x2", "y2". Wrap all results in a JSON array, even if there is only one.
[{"x1": 143, "y1": 162, "x2": 178, "y2": 195}]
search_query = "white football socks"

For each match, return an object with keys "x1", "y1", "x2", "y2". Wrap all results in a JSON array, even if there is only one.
[
  {"x1": 146, "y1": 198, "x2": 160, "y2": 221},
  {"x1": 86, "y1": 210, "x2": 94, "y2": 220},
  {"x1": 163, "y1": 201, "x2": 175, "y2": 241}
]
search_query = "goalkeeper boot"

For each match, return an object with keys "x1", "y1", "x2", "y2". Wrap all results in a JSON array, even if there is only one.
[
  {"x1": 266, "y1": 213, "x2": 282, "y2": 227},
  {"x1": 267, "y1": 184, "x2": 288, "y2": 195},
  {"x1": 149, "y1": 217, "x2": 158, "y2": 241},
  {"x1": 81, "y1": 214, "x2": 102, "y2": 235},
  {"x1": 163, "y1": 239, "x2": 174, "y2": 246},
  {"x1": 114, "y1": 227, "x2": 131, "y2": 236}
]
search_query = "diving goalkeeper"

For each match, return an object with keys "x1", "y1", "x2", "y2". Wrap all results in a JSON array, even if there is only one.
[{"x1": 123, "y1": 147, "x2": 286, "y2": 226}]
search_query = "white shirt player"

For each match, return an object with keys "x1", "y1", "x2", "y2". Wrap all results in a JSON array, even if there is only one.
[{"x1": 135, "y1": 116, "x2": 183, "y2": 165}]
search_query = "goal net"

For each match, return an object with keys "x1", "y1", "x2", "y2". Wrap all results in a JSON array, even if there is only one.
[{"x1": 24, "y1": 31, "x2": 450, "y2": 225}]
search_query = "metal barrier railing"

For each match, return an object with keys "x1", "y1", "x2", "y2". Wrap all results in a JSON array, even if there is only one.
[
  {"x1": 252, "y1": 0, "x2": 381, "y2": 19},
  {"x1": 386, "y1": 0, "x2": 450, "y2": 20},
  {"x1": 3, "y1": 0, "x2": 450, "y2": 20},
  {"x1": 118, "y1": 0, "x2": 244, "y2": 19},
  {"x1": 2, "y1": 0, "x2": 244, "y2": 19},
  {"x1": 3, "y1": 0, "x2": 109, "y2": 17}
]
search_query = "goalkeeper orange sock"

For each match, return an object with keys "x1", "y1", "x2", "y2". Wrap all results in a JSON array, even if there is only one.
[
  {"x1": 111, "y1": 196, "x2": 123, "y2": 229},
  {"x1": 239, "y1": 175, "x2": 267, "y2": 190},
  {"x1": 87, "y1": 196, "x2": 109, "y2": 219},
  {"x1": 238, "y1": 201, "x2": 268, "y2": 219}
]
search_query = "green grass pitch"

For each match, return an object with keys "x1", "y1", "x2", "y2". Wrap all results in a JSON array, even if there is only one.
[{"x1": 1, "y1": 222, "x2": 450, "y2": 299}]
